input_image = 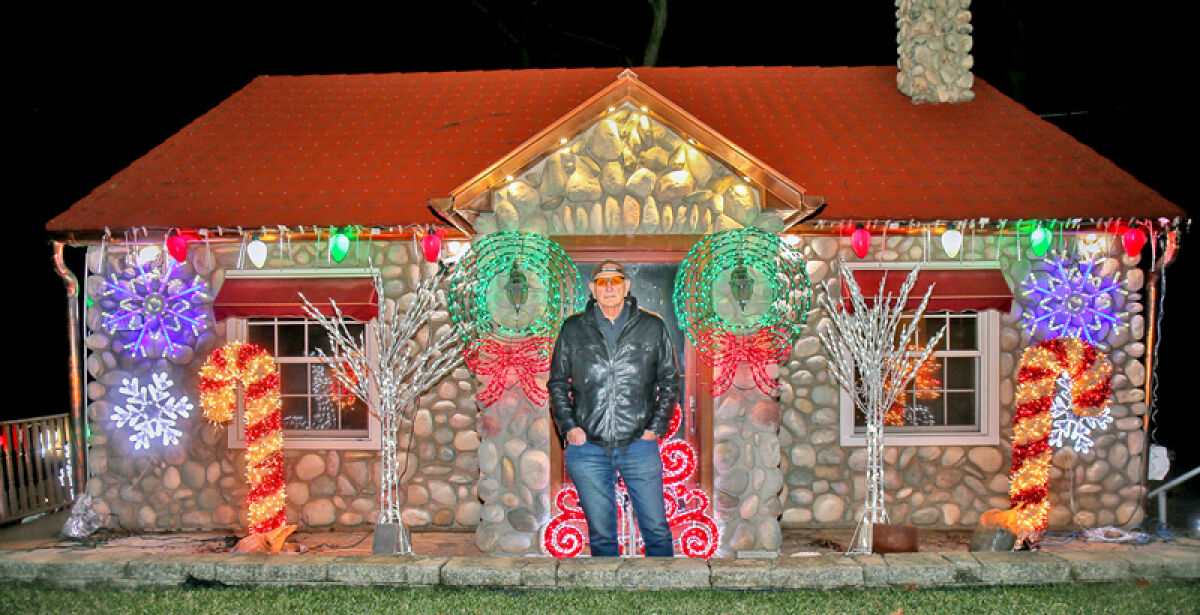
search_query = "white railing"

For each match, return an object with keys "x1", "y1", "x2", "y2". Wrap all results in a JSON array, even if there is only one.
[{"x1": 1, "y1": 414, "x2": 73, "y2": 523}]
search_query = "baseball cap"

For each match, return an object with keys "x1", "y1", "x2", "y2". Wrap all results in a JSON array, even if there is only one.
[{"x1": 591, "y1": 260, "x2": 627, "y2": 280}]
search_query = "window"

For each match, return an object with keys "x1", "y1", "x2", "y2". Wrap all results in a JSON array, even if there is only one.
[
  {"x1": 217, "y1": 270, "x2": 381, "y2": 450},
  {"x1": 226, "y1": 316, "x2": 380, "y2": 449},
  {"x1": 837, "y1": 263, "x2": 1003, "y2": 446}
]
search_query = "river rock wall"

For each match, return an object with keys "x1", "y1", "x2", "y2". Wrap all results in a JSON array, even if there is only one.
[
  {"x1": 776, "y1": 233, "x2": 1147, "y2": 530},
  {"x1": 82, "y1": 239, "x2": 480, "y2": 532}
]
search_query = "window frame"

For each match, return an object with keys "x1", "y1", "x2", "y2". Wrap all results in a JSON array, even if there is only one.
[
  {"x1": 222, "y1": 269, "x2": 381, "y2": 451},
  {"x1": 836, "y1": 261, "x2": 1002, "y2": 447}
]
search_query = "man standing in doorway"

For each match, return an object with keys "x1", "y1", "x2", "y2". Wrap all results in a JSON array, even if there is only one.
[{"x1": 548, "y1": 260, "x2": 679, "y2": 557}]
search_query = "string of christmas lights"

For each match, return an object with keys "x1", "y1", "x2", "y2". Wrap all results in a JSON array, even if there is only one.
[
  {"x1": 462, "y1": 337, "x2": 553, "y2": 407},
  {"x1": 982, "y1": 337, "x2": 1112, "y2": 542},
  {"x1": 198, "y1": 342, "x2": 287, "y2": 535}
]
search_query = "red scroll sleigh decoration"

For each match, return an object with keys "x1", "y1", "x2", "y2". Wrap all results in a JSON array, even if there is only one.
[
  {"x1": 463, "y1": 337, "x2": 554, "y2": 407},
  {"x1": 542, "y1": 405, "x2": 720, "y2": 559},
  {"x1": 697, "y1": 326, "x2": 791, "y2": 396}
]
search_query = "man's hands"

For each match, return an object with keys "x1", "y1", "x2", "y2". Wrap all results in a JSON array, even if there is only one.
[
  {"x1": 566, "y1": 427, "x2": 657, "y2": 444},
  {"x1": 566, "y1": 427, "x2": 587, "y2": 446}
]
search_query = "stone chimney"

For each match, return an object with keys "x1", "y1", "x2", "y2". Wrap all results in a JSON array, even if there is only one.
[{"x1": 896, "y1": 0, "x2": 975, "y2": 103}]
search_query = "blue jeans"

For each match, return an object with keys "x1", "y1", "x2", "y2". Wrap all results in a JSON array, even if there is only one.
[{"x1": 564, "y1": 438, "x2": 674, "y2": 557}]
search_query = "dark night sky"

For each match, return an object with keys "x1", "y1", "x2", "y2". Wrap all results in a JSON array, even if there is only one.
[{"x1": 15, "y1": 3, "x2": 1199, "y2": 478}]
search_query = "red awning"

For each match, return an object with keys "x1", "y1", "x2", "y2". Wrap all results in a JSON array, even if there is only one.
[
  {"x1": 841, "y1": 268, "x2": 1013, "y2": 313},
  {"x1": 213, "y1": 277, "x2": 378, "y2": 320}
]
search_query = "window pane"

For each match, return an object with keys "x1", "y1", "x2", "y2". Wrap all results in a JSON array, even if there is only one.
[
  {"x1": 279, "y1": 363, "x2": 309, "y2": 395},
  {"x1": 341, "y1": 398, "x2": 369, "y2": 430},
  {"x1": 922, "y1": 396, "x2": 946, "y2": 426},
  {"x1": 948, "y1": 316, "x2": 977, "y2": 350},
  {"x1": 281, "y1": 396, "x2": 309, "y2": 429},
  {"x1": 247, "y1": 324, "x2": 274, "y2": 353},
  {"x1": 276, "y1": 323, "x2": 306, "y2": 357},
  {"x1": 946, "y1": 392, "x2": 976, "y2": 426},
  {"x1": 311, "y1": 395, "x2": 340, "y2": 430},
  {"x1": 923, "y1": 315, "x2": 948, "y2": 350},
  {"x1": 913, "y1": 354, "x2": 943, "y2": 398},
  {"x1": 307, "y1": 324, "x2": 333, "y2": 355},
  {"x1": 945, "y1": 357, "x2": 977, "y2": 390}
]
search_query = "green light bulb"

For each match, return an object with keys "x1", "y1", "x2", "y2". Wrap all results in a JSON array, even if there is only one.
[
  {"x1": 1030, "y1": 225, "x2": 1052, "y2": 258},
  {"x1": 330, "y1": 229, "x2": 351, "y2": 262}
]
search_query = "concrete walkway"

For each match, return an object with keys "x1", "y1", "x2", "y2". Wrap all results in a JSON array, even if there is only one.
[{"x1": 2, "y1": 512, "x2": 1198, "y2": 590}]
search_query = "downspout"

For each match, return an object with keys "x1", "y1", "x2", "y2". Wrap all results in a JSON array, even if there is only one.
[
  {"x1": 1138, "y1": 229, "x2": 1180, "y2": 524},
  {"x1": 52, "y1": 240, "x2": 87, "y2": 495}
]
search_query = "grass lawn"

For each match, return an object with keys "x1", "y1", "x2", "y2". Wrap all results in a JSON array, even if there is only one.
[{"x1": 1, "y1": 582, "x2": 1197, "y2": 614}]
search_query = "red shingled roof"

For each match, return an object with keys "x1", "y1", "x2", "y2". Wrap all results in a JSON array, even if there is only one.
[{"x1": 46, "y1": 66, "x2": 1185, "y2": 233}]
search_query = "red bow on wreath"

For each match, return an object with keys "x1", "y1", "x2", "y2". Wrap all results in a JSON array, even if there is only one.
[
  {"x1": 463, "y1": 337, "x2": 554, "y2": 407},
  {"x1": 697, "y1": 327, "x2": 791, "y2": 396}
]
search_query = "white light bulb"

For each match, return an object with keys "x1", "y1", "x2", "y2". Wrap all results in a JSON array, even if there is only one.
[
  {"x1": 247, "y1": 240, "x2": 269, "y2": 268},
  {"x1": 137, "y1": 245, "x2": 161, "y2": 265},
  {"x1": 940, "y1": 229, "x2": 963, "y2": 258}
]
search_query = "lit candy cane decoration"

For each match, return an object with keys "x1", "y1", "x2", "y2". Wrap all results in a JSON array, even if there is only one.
[
  {"x1": 198, "y1": 342, "x2": 287, "y2": 535},
  {"x1": 982, "y1": 337, "x2": 1111, "y2": 543}
]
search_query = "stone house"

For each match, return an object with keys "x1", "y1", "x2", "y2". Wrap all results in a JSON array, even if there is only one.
[{"x1": 47, "y1": 61, "x2": 1185, "y2": 557}]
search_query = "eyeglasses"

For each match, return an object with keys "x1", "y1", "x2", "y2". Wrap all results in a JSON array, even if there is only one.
[{"x1": 592, "y1": 275, "x2": 625, "y2": 288}]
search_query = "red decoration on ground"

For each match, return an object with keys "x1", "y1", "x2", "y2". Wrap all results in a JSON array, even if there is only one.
[
  {"x1": 543, "y1": 405, "x2": 720, "y2": 559},
  {"x1": 198, "y1": 342, "x2": 288, "y2": 535},
  {"x1": 464, "y1": 337, "x2": 553, "y2": 407},
  {"x1": 697, "y1": 327, "x2": 790, "y2": 396}
]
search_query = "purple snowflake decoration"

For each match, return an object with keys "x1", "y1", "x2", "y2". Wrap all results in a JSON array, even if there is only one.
[
  {"x1": 1021, "y1": 258, "x2": 1127, "y2": 348},
  {"x1": 101, "y1": 257, "x2": 210, "y2": 358}
]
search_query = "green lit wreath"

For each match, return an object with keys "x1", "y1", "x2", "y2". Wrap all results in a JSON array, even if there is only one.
[
  {"x1": 448, "y1": 231, "x2": 585, "y2": 340},
  {"x1": 673, "y1": 227, "x2": 812, "y2": 347}
]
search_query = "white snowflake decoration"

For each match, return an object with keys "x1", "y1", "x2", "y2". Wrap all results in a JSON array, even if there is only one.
[
  {"x1": 1047, "y1": 373, "x2": 1113, "y2": 454},
  {"x1": 111, "y1": 372, "x2": 193, "y2": 450}
]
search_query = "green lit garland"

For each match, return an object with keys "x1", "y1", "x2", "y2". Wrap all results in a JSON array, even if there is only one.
[
  {"x1": 673, "y1": 228, "x2": 811, "y2": 346},
  {"x1": 448, "y1": 231, "x2": 584, "y2": 340}
]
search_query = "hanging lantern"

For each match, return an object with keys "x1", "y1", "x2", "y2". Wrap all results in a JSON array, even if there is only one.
[
  {"x1": 1122, "y1": 228, "x2": 1146, "y2": 257},
  {"x1": 247, "y1": 239, "x2": 269, "y2": 269},
  {"x1": 504, "y1": 263, "x2": 530, "y2": 314},
  {"x1": 728, "y1": 261, "x2": 755, "y2": 312},
  {"x1": 851, "y1": 227, "x2": 871, "y2": 259},
  {"x1": 330, "y1": 229, "x2": 351, "y2": 263},
  {"x1": 166, "y1": 234, "x2": 189, "y2": 263},
  {"x1": 1029, "y1": 224, "x2": 1053, "y2": 258},
  {"x1": 421, "y1": 229, "x2": 445, "y2": 263},
  {"x1": 940, "y1": 228, "x2": 963, "y2": 258}
]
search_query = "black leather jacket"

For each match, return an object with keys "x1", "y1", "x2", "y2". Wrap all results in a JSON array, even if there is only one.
[{"x1": 548, "y1": 297, "x2": 680, "y2": 448}]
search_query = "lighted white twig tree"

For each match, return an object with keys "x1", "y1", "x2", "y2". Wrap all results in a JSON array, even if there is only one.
[
  {"x1": 301, "y1": 266, "x2": 472, "y2": 555},
  {"x1": 817, "y1": 262, "x2": 945, "y2": 554}
]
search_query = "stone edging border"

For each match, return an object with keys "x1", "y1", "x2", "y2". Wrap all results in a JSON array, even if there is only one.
[{"x1": 1, "y1": 549, "x2": 1197, "y2": 590}]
